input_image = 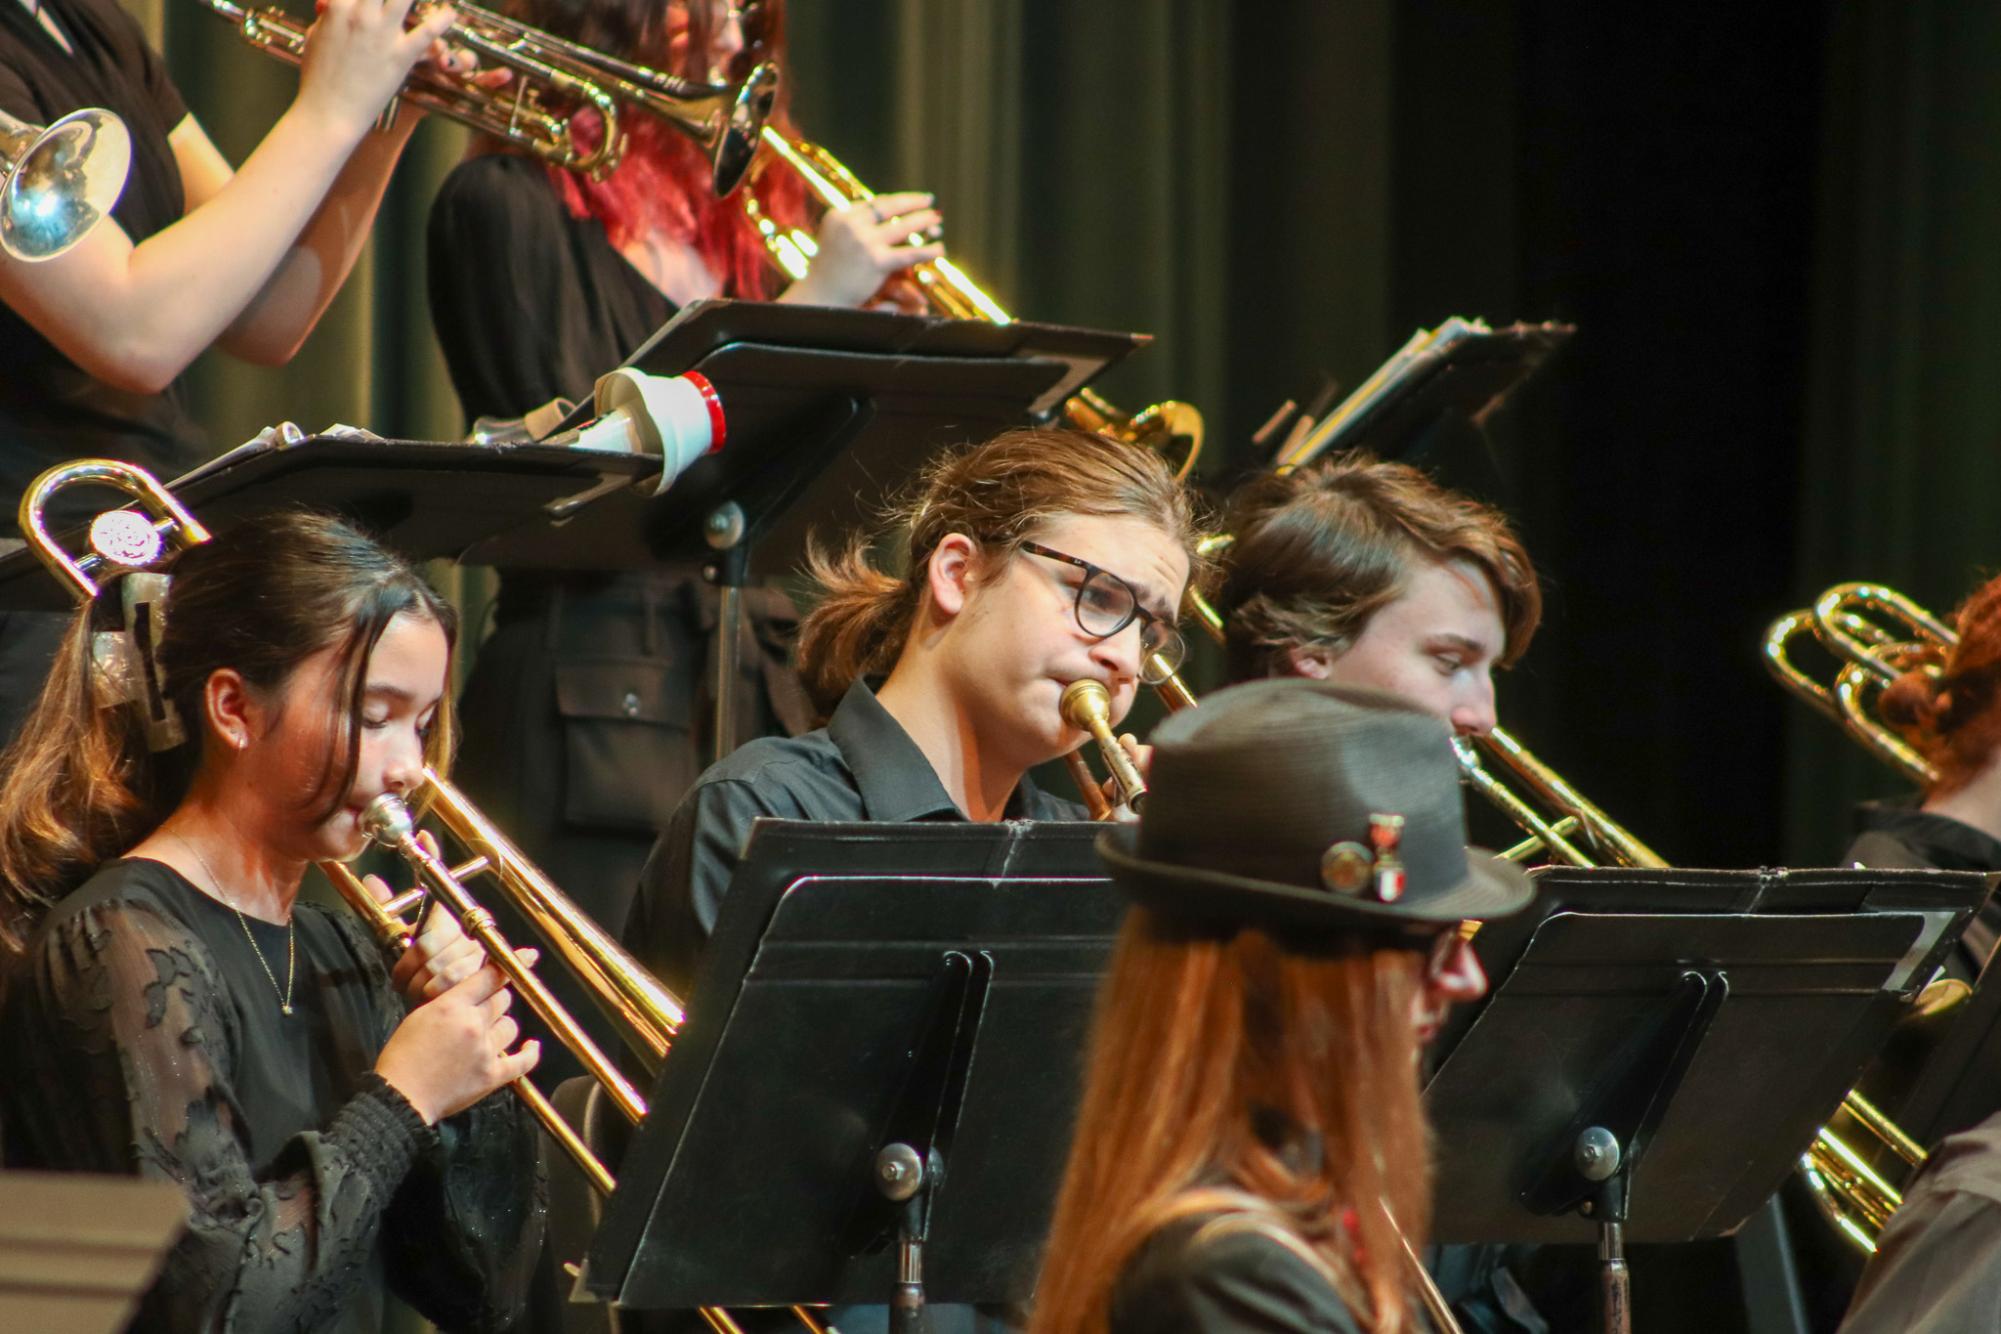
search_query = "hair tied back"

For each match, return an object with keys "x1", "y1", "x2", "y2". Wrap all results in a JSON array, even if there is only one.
[{"x1": 90, "y1": 573, "x2": 184, "y2": 752}]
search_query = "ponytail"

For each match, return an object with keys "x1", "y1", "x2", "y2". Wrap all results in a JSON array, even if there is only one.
[
  {"x1": 0, "y1": 511, "x2": 456, "y2": 967},
  {"x1": 792, "y1": 427, "x2": 1204, "y2": 716}
]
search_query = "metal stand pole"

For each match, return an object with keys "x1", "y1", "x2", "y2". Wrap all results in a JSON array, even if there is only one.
[
  {"x1": 1574, "y1": 1125, "x2": 1632, "y2": 1334},
  {"x1": 703, "y1": 501, "x2": 747, "y2": 764}
]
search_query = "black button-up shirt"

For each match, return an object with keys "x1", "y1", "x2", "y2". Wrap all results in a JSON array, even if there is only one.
[{"x1": 624, "y1": 680, "x2": 1086, "y2": 995}]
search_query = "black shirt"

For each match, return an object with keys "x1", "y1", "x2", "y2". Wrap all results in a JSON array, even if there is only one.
[
  {"x1": 0, "y1": 0, "x2": 201, "y2": 523},
  {"x1": 1845, "y1": 799, "x2": 2001, "y2": 969},
  {"x1": 0, "y1": 857, "x2": 544, "y2": 1333},
  {"x1": 427, "y1": 151, "x2": 674, "y2": 423},
  {"x1": 624, "y1": 679, "x2": 1086, "y2": 994},
  {"x1": 1112, "y1": 1212, "x2": 1369, "y2": 1334}
]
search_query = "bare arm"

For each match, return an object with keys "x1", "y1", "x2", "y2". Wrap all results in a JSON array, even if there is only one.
[
  {"x1": 178, "y1": 108, "x2": 415, "y2": 366},
  {"x1": 0, "y1": 0, "x2": 453, "y2": 394}
]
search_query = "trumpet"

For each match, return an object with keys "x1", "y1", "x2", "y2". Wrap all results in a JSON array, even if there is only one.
[
  {"x1": 0, "y1": 106, "x2": 131, "y2": 261},
  {"x1": 198, "y1": 0, "x2": 778, "y2": 191},
  {"x1": 742, "y1": 130, "x2": 1206, "y2": 480},
  {"x1": 1764, "y1": 581, "x2": 1954, "y2": 786}
]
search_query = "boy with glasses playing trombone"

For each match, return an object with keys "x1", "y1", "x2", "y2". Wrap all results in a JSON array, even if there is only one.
[{"x1": 622, "y1": 425, "x2": 1204, "y2": 999}]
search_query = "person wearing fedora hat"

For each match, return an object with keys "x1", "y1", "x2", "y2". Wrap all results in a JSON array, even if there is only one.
[
  {"x1": 1029, "y1": 679, "x2": 1531, "y2": 1334},
  {"x1": 624, "y1": 425, "x2": 1205, "y2": 998},
  {"x1": 1213, "y1": 453, "x2": 1541, "y2": 737}
]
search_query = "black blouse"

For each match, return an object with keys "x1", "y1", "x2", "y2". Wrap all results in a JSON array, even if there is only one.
[
  {"x1": 0, "y1": 857, "x2": 544, "y2": 1333},
  {"x1": 426, "y1": 151, "x2": 674, "y2": 424},
  {"x1": 1112, "y1": 1213, "x2": 1369, "y2": 1334},
  {"x1": 0, "y1": 0, "x2": 203, "y2": 526}
]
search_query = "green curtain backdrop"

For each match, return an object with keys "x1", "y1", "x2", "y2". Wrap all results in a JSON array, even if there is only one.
[
  {"x1": 120, "y1": 0, "x2": 2001, "y2": 861},
  {"x1": 1784, "y1": 1, "x2": 2001, "y2": 859}
]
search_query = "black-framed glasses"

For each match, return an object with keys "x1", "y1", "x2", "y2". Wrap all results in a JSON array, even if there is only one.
[{"x1": 1018, "y1": 541, "x2": 1186, "y2": 683}]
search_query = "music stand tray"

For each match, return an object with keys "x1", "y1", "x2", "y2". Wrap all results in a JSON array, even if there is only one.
[
  {"x1": 1428, "y1": 865, "x2": 1989, "y2": 1249},
  {"x1": 0, "y1": 432, "x2": 660, "y2": 612},
  {"x1": 587, "y1": 820, "x2": 1119, "y2": 1312}
]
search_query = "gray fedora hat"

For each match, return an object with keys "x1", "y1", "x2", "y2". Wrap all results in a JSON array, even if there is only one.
[{"x1": 1097, "y1": 679, "x2": 1533, "y2": 934}]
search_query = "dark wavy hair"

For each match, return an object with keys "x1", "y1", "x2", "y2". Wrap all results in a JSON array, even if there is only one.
[
  {"x1": 1217, "y1": 454, "x2": 1542, "y2": 683},
  {"x1": 0, "y1": 512, "x2": 457, "y2": 963}
]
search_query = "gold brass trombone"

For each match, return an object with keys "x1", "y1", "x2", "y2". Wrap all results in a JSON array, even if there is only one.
[
  {"x1": 197, "y1": 0, "x2": 778, "y2": 191},
  {"x1": 742, "y1": 130, "x2": 1206, "y2": 480},
  {"x1": 17, "y1": 458, "x2": 212, "y2": 598},
  {"x1": 1764, "y1": 581, "x2": 1954, "y2": 787},
  {"x1": 1184, "y1": 535, "x2": 1665, "y2": 869},
  {"x1": 17, "y1": 459, "x2": 822, "y2": 1333}
]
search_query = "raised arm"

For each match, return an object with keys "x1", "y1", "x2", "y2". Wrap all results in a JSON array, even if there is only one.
[{"x1": 0, "y1": 0, "x2": 452, "y2": 393}]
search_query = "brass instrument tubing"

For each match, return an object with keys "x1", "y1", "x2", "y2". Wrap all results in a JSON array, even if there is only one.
[
  {"x1": 370, "y1": 817, "x2": 649, "y2": 1123},
  {"x1": 1060, "y1": 681, "x2": 1147, "y2": 813},
  {"x1": 1476, "y1": 728, "x2": 1668, "y2": 869},
  {"x1": 321, "y1": 860, "x2": 619, "y2": 1196},
  {"x1": 1841, "y1": 1090, "x2": 1926, "y2": 1167},
  {"x1": 1063, "y1": 751, "x2": 1114, "y2": 821},
  {"x1": 423, "y1": 767, "x2": 683, "y2": 1072}
]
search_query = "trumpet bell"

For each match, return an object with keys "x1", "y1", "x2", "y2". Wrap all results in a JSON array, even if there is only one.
[{"x1": 0, "y1": 106, "x2": 130, "y2": 261}]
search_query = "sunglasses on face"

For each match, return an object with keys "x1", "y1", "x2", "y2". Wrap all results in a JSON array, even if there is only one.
[{"x1": 1017, "y1": 541, "x2": 1187, "y2": 684}]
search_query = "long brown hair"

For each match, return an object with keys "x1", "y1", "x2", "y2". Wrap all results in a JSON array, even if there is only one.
[
  {"x1": 1219, "y1": 453, "x2": 1542, "y2": 683},
  {"x1": 1881, "y1": 573, "x2": 2001, "y2": 797},
  {"x1": 0, "y1": 512, "x2": 457, "y2": 963},
  {"x1": 794, "y1": 427, "x2": 1203, "y2": 715},
  {"x1": 1029, "y1": 911, "x2": 1432, "y2": 1334}
]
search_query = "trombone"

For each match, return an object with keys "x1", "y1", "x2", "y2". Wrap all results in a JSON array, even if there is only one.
[
  {"x1": 16, "y1": 459, "x2": 823, "y2": 1334},
  {"x1": 741, "y1": 130, "x2": 1207, "y2": 480},
  {"x1": 1183, "y1": 536, "x2": 1665, "y2": 868},
  {"x1": 1763, "y1": 581, "x2": 1954, "y2": 787},
  {"x1": 196, "y1": 0, "x2": 778, "y2": 191}
]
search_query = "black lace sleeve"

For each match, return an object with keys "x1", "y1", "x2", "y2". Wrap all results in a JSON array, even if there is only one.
[
  {"x1": 1, "y1": 896, "x2": 434, "y2": 1330},
  {"x1": 1, "y1": 894, "x2": 545, "y2": 1332},
  {"x1": 318, "y1": 908, "x2": 549, "y2": 1332}
]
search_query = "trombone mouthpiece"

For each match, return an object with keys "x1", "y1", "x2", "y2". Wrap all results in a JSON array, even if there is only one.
[
  {"x1": 360, "y1": 793, "x2": 416, "y2": 848},
  {"x1": 1059, "y1": 679, "x2": 1112, "y2": 729}
]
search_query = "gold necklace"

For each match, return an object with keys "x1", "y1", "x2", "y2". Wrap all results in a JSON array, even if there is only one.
[{"x1": 172, "y1": 831, "x2": 296, "y2": 1016}]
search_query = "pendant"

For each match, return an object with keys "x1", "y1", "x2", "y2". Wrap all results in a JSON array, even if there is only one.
[{"x1": 282, "y1": 1004, "x2": 294, "y2": 1016}]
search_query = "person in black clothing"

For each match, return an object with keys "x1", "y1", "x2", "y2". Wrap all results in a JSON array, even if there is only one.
[
  {"x1": 626, "y1": 425, "x2": 1202, "y2": 997},
  {"x1": 424, "y1": 0, "x2": 945, "y2": 1081},
  {"x1": 1210, "y1": 454, "x2": 1552, "y2": 1331},
  {"x1": 1027, "y1": 681, "x2": 1531, "y2": 1334},
  {"x1": 1844, "y1": 572, "x2": 2001, "y2": 969},
  {"x1": 0, "y1": 512, "x2": 544, "y2": 1333},
  {"x1": 0, "y1": 0, "x2": 470, "y2": 743}
]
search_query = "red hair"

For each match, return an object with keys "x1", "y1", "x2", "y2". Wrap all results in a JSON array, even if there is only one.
[
  {"x1": 480, "y1": 0, "x2": 810, "y2": 300},
  {"x1": 1028, "y1": 912, "x2": 1432, "y2": 1334},
  {"x1": 1881, "y1": 575, "x2": 2001, "y2": 796}
]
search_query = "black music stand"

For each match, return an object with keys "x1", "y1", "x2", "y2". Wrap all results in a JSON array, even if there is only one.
[
  {"x1": 1426, "y1": 865, "x2": 1990, "y2": 1334},
  {"x1": 1270, "y1": 316, "x2": 1573, "y2": 504},
  {"x1": 0, "y1": 1172, "x2": 186, "y2": 1334},
  {"x1": 585, "y1": 821, "x2": 1120, "y2": 1321},
  {"x1": 469, "y1": 299, "x2": 1144, "y2": 755},
  {"x1": 0, "y1": 428, "x2": 662, "y2": 612}
]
